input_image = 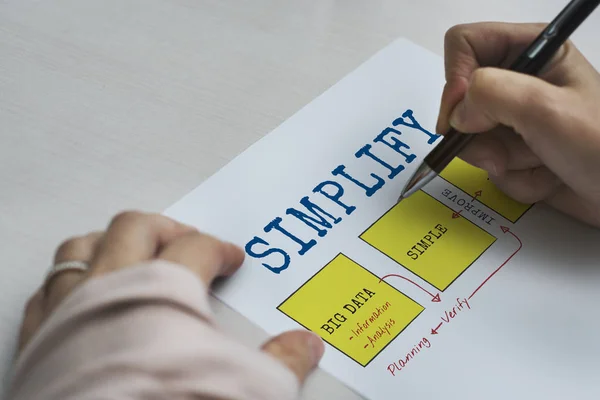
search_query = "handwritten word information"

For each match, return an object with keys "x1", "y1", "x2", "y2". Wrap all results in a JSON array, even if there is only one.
[
  {"x1": 439, "y1": 157, "x2": 531, "y2": 223},
  {"x1": 244, "y1": 109, "x2": 439, "y2": 274},
  {"x1": 277, "y1": 254, "x2": 424, "y2": 367},
  {"x1": 360, "y1": 191, "x2": 496, "y2": 291}
]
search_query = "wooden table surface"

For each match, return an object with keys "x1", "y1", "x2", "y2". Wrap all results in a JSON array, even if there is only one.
[{"x1": 2, "y1": 1, "x2": 599, "y2": 397}]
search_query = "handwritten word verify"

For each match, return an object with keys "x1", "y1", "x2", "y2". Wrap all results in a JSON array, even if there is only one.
[{"x1": 244, "y1": 109, "x2": 439, "y2": 273}]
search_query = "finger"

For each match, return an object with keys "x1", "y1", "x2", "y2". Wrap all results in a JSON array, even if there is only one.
[
  {"x1": 448, "y1": 67, "x2": 569, "y2": 145},
  {"x1": 443, "y1": 22, "x2": 572, "y2": 83},
  {"x1": 436, "y1": 77, "x2": 469, "y2": 134},
  {"x1": 458, "y1": 129, "x2": 508, "y2": 176},
  {"x1": 458, "y1": 126, "x2": 542, "y2": 175},
  {"x1": 546, "y1": 186, "x2": 600, "y2": 228},
  {"x1": 17, "y1": 289, "x2": 45, "y2": 354},
  {"x1": 90, "y1": 211, "x2": 195, "y2": 276},
  {"x1": 156, "y1": 231, "x2": 245, "y2": 285},
  {"x1": 449, "y1": 68, "x2": 597, "y2": 188},
  {"x1": 437, "y1": 22, "x2": 575, "y2": 134},
  {"x1": 490, "y1": 166, "x2": 562, "y2": 204},
  {"x1": 261, "y1": 330, "x2": 324, "y2": 383},
  {"x1": 45, "y1": 232, "x2": 103, "y2": 313}
]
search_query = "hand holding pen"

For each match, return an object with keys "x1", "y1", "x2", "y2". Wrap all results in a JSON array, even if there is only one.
[{"x1": 398, "y1": 0, "x2": 600, "y2": 228}]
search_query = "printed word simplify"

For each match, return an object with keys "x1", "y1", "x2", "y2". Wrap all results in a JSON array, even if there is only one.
[{"x1": 245, "y1": 109, "x2": 439, "y2": 274}]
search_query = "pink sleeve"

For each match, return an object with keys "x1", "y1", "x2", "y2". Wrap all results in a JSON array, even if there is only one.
[{"x1": 6, "y1": 260, "x2": 300, "y2": 400}]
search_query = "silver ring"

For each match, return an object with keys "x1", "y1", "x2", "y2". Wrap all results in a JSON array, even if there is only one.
[{"x1": 45, "y1": 261, "x2": 90, "y2": 284}]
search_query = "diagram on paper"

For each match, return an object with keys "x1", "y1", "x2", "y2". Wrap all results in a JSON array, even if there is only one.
[
  {"x1": 278, "y1": 159, "x2": 528, "y2": 368},
  {"x1": 278, "y1": 254, "x2": 424, "y2": 367},
  {"x1": 161, "y1": 39, "x2": 600, "y2": 400}
]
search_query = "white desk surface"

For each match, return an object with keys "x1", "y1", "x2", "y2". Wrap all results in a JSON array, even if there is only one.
[{"x1": 2, "y1": 1, "x2": 599, "y2": 397}]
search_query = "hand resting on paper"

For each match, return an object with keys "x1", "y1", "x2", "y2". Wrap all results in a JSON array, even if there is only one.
[
  {"x1": 437, "y1": 22, "x2": 600, "y2": 227},
  {"x1": 8, "y1": 212, "x2": 324, "y2": 400}
]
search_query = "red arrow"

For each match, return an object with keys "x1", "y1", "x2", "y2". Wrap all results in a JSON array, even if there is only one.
[
  {"x1": 452, "y1": 209, "x2": 462, "y2": 219},
  {"x1": 472, "y1": 190, "x2": 482, "y2": 202},
  {"x1": 468, "y1": 226, "x2": 523, "y2": 300},
  {"x1": 431, "y1": 322, "x2": 443, "y2": 335},
  {"x1": 380, "y1": 273, "x2": 441, "y2": 302}
]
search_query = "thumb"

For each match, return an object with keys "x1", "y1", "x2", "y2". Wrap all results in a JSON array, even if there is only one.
[
  {"x1": 449, "y1": 67, "x2": 566, "y2": 139},
  {"x1": 261, "y1": 330, "x2": 325, "y2": 383}
]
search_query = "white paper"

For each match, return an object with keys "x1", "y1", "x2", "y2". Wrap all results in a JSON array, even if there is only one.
[{"x1": 164, "y1": 39, "x2": 600, "y2": 399}]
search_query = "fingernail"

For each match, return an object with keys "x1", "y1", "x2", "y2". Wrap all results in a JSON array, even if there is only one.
[
  {"x1": 435, "y1": 112, "x2": 446, "y2": 135},
  {"x1": 482, "y1": 160, "x2": 498, "y2": 176},
  {"x1": 435, "y1": 120, "x2": 443, "y2": 135},
  {"x1": 449, "y1": 100, "x2": 466, "y2": 130},
  {"x1": 307, "y1": 333, "x2": 325, "y2": 364}
]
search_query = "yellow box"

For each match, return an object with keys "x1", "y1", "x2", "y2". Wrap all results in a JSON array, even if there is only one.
[
  {"x1": 278, "y1": 254, "x2": 424, "y2": 367},
  {"x1": 360, "y1": 191, "x2": 495, "y2": 291},
  {"x1": 439, "y1": 157, "x2": 532, "y2": 222}
]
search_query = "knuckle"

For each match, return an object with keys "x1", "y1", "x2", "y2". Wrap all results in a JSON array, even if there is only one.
[
  {"x1": 24, "y1": 293, "x2": 38, "y2": 313},
  {"x1": 110, "y1": 211, "x2": 171, "y2": 232},
  {"x1": 444, "y1": 23, "x2": 469, "y2": 44},
  {"x1": 54, "y1": 236, "x2": 89, "y2": 260},
  {"x1": 187, "y1": 230, "x2": 217, "y2": 243},
  {"x1": 465, "y1": 68, "x2": 489, "y2": 105},
  {"x1": 110, "y1": 210, "x2": 146, "y2": 228},
  {"x1": 468, "y1": 68, "x2": 504, "y2": 106},
  {"x1": 444, "y1": 25, "x2": 471, "y2": 62},
  {"x1": 469, "y1": 68, "x2": 495, "y2": 92},
  {"x1": 84, "y1": 231, "x2": 104, "y2": 241},
  {"x1": 193, "y1": 232, "x2": 226, "y2": 258}
]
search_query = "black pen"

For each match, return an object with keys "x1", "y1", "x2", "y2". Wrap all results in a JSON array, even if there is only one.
[{"x1": 398, "y1": 0, "x2": 600, "y2": 203}]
